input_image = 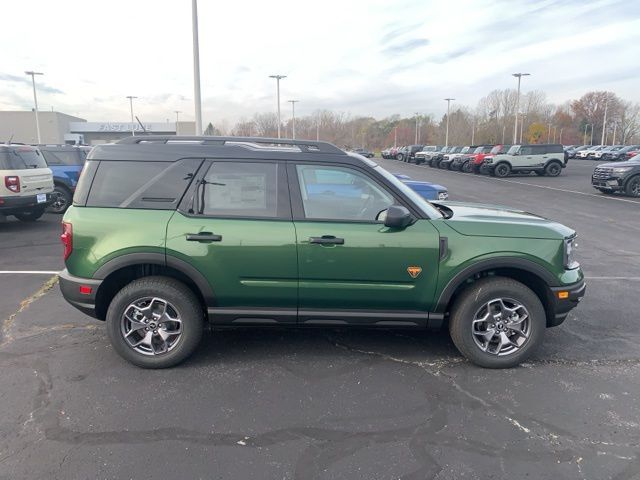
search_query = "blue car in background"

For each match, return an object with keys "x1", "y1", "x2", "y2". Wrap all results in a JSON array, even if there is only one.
[
  {"x1": 37, "y1": 145, "x2": 90, "y2": 213},
  {"x1": 393, "y1": 173, "x2": 449, "y2": 201}
]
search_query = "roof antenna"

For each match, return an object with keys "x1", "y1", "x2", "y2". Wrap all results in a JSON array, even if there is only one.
[{"x1": 135, "y1": 116, "x2": 148, "y2": 134}]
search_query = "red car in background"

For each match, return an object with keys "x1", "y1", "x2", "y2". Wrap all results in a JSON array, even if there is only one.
[
  {"x1": 472, "y1": 144, "x2": 511, "y2": 174},
  {"x1": 456, "y1": 145, "x2": 493, "y2": 172}
]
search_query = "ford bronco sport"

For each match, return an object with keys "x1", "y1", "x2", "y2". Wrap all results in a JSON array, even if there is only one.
[
  {"x1": 0, "y1": 144, "x2": 53, "y2": 221},
  {"x1": 486, "y1": 144, "x2": 566, "y2": 177},
  {"x1": 60, "y1": 136, "x2": 585, "y2": 369}
]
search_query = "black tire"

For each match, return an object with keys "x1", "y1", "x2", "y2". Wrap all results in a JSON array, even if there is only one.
[
  {"x1": 461, "y1": 161, "x2": 472, "y2": 173},
  {"x1": 396, "y1": 154, "x2": 404, "y2": 162},
  {"x1": 14, "y1": 206, "x2": 45, "y2": 222},
  {"x1": 47, "y1": 185, "x2": 72, "y2": 214},
  {"x1": 535, "y1": 171, "x2": 545, "y2": 176},
  {"x1": 545, "y1": 162, "x2": 562, "y2": 177},
  {"x1": 625, "y1": 175, "x2": 640, "y2": 197},
  {"x1": 430, "y1": 159, "x2": 439, "y2": 168},
  {"x1": 596, "y1": 188, "x2": 612, "y2": 194},
  {"x1": 494, "y1": 162, "x2": 511, "y2": 178},
  {"x1": 448, "y1": 277, "x2": 546, "y2": 368},
  {"x1": 106, "y1": 276, "x2": 204, "y2": 368},
  {"x1": 479, "y1": 164, "x2": 489, "y2": 175}
]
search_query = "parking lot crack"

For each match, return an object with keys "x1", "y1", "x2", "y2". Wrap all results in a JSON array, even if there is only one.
[{"x1": 0, "y1": 275, "x2": 58, "y2": 348}]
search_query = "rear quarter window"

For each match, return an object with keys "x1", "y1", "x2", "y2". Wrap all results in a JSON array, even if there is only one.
[
  {"x1": 41, "y1": 149, "x2": 84, "y2": 166},
  {"x1": 85, "y1": 159, "x2": 202, "y2": 209}
]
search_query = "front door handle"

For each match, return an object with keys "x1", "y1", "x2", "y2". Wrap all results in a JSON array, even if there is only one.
[
  {"x1": 309, "y1": 235, "x2": 344, "y2": 245},
  {"x1": 186, "y1": 232, "x2": 222, "y2": 242}
]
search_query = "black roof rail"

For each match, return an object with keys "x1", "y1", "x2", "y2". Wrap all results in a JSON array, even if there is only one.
[{"x1": 116, "y1": 135, "x2": 345, "y2": 155}]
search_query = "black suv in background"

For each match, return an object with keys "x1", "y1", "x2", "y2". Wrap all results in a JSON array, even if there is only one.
[
  {"x1": 600, "y1": 145, "x2": 640, "y2": 162},
  {"x1": 592, "y1": 154, "x2": 640, "y2": 197},
  {"x1": 398, "y1": 145, "x2": 424, "y2": 163}
]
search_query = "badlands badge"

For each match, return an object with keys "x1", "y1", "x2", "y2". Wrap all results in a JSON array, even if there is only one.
[{"x1": 407, "y1": 266, "x2": 422, "y2": 278}]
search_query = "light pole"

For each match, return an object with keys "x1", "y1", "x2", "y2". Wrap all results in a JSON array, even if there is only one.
[
  {"x1": 547, "y1": 123, "x2": 552, "y2": 143},
  {"x1": 601, "y1": 99, "x2": 608, "y2": 145},
  {"x1": 192, "y1": 0, "x2": 203, "y2": 135},
  {"x1": 502, "y1": 125, "x2": 506, "y2": 144},
  {"x1": 269, "y1": 75, "x2": 287, "y2": 138},
  {"x1": 590, "y1": 124, "x2": 594, "y2": 145},
  {"x1": 512, "y1": 73, "x2": 530, "y2": 144},
  {"x1": 612, "y1": 123, "x2": 617, "y2": 145},
  {"x1": 288, "y1": 100, "x2": 298, "y2": 139},
  {"x1": 414, "y1": 112, "x2": 420, "y2": 144},
  {"x1": 25, "y1": 71, "x2": 44, "y2": 143},
  {"x1": 394, "y1": 126, "x2": 397, "y2": 147},
  {"x1": 126, "y1": 96, "x2": 137, "y2": 136},
  {"x1": 560, "y1": 128, "x2": 564, "y2": 144},
  {"x1": 174, "y1": 110, "x2": 181, "y2": 135},
  {"x1": 471, "y1": 118, "x2": 475, "y2": 145},
  {"x1": 444, "y1": 98, "x2": 455, "y2": 147}
]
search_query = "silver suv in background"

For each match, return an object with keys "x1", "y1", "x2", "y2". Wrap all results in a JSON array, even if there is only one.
[{"x1": 0, "y1": 145, "x2": 54, "y2": 222}]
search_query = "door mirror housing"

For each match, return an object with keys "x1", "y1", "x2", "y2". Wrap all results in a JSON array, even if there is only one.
[{"x1": 383, "y1": 205, "x2": 413, "y2": 229}]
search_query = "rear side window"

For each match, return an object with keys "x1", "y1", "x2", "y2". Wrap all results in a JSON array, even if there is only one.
[
  {"x1": 41, "y1": 149, "x2": 84, "y2": 166},
  {"x1": 0, "y1": 148, "x2": 47, "y2": 169},
  {"x1": 197, "y1": 162, "x2": 282, "y2": 218},
  {"x1": 530, "y1": 146, "x2": 546, "y2": 155},
  {"x1": 86, "y1": 159, "x2": 202, "y2": 209},
  {"x1": 545, "y1": 145, "x2": 563, "y2": 154}
]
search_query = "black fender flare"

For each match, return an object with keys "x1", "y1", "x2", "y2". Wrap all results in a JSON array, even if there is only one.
[
  {"x1": 434, "y1": 257, "x2": 559, "y2": 313},
  {"x1": 93, "y1": 252, "x2": 215, "y2": 306}
]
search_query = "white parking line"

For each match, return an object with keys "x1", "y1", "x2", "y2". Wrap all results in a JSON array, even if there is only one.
[
  {"x1": 405, "y1": 162, "x2": 640, "y2": 205},
  {"x1": 0, "y1": 271, "x2": 60, "y2": 275}
]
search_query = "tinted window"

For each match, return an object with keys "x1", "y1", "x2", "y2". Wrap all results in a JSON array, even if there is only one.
[
  {"x1": 519, "y1": 146, "x2": 533, "y2": 155},
  {"x1": 545, "y1": 144, "x2": 563, "y2": 154},
  {"x1": 530, "y1": 146, "x2": 546, "y2": 155},
  {"x1": 0, "y1": 148, "x2": 47, "y2": 169},
  {"x1": 296, "y1": 165, "x2": 394, "y2": 221},
  {"x1": 200, "y1": 162, "x2": 279, "y2": 218},
  {"x1": 41, "y1": 149, "x2": 84, "y2": 166},
  {"x1": 86, "y1": 159, "x2": 202, "y2": 209}
]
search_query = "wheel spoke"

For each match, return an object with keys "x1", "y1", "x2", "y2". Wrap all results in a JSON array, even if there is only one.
[
  {"x1": 131, "y1": 330, "x2": 153, "y2": 348},
  {"x1": 497, "y1": 332, "x2": 518, "y2": 351},
  {"x1": 121, "y1": 296, "x2": 183, "y2": 356}
]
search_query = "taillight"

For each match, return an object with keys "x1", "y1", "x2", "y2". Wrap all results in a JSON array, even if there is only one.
[
  {"x1": 4, "y1": 176, "x2": 20, "y2": 193},
  {"x1": 61, "y1": 222, "x2": 73, "y2": 261}
]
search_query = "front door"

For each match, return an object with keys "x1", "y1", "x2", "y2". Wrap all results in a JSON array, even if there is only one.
[
  {"x1": 289, "y1": 163, "x2": 441, "y2": 325},
  {"x1": 167, "y1": 160, "x2": 298, "y2": 324}
]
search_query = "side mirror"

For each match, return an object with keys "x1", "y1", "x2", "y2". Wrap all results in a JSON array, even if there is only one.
[{"x1": 383, "y1": 205, "x2": 413, "y2": 229}]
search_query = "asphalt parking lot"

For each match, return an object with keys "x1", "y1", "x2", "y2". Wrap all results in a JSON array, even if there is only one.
[{"x1": 1, "y1": 158, "x2": 639, "y2": 480}]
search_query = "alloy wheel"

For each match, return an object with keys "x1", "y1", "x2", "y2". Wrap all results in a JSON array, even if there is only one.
[
  {"x1": 471, "y1": 298, "x2": 531, "y2": 356},
  {"x1": 121, "y1": 297, "x2": 183, "y2": 355}
]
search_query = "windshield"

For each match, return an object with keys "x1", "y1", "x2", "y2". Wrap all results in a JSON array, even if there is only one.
[
  {"x1": 375, "y1": 166, "x2": 443, "y2": 219},
  {"x1": 507, "y1": 145, "x2": 521, "y2": 155},
  {"x1": 473, "y1": 147, "x2": 483, "y2": 154},
  {"x1": 0, "y1": 148, "x2": 48, "y2": 169},
  {"x1": 460, "y1": 147, "x2": 470, "y2": 154},
  {"x1": 490, "y1": 145, "x2": 502, "y2": 154}
]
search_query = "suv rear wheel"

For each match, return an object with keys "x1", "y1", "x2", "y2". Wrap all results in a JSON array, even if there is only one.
[
  {"x1": 461, "y1": 161, "x2": 472, "y2": 173},
  {"x1": 545, "y1": 162, "x2": 562, "y2": 177},
  {"x1": 625, "y1": 175, "x2": 640, "y2": 197},
  {"x1": 494, "y1": 163, "x2": 511, "y2": 178},
  {"x1": 448, "y1": 277, "x2": 545, "y2": 368},
  {"x1": 396, "y1": 153, "x2": 405, "y2": 161},
  {"x1": 15, "y1": 206, "x2": 45, "y2": 222},
  {"x1": 106, "y1": 276, "x2": 204, "y2": 368}
]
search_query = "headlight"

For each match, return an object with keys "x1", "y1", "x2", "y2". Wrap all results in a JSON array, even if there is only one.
[
  {"x1": 438, "y1": 191, "x2": 448, "y2": 200},
  {"x1": 612, "y1": 167, "x2": 632, "y2": 173},
  {"x1": 485, "y1": 157, "x2": 493, "y2": 163},
  {"x1": 564, "y1": 236, "x2": 579, "y2": 269}
]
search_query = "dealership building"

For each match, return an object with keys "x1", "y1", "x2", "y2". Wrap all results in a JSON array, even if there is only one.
[{"x1": 0, "y1": 110, "x2": 195, "y2": 145}]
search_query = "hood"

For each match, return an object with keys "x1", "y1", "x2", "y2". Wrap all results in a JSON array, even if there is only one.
[
  {"x1": 596, "y1": 160, "x2": 640, "y2": 168},
  {"x1": 434, "y1": 201, "x2": 574, "y2": 239},
  {"x1": 403, "y1": 180, "x2": 447, "y2": 191}
]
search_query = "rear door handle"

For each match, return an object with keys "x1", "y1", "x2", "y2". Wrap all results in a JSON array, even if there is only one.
[
  {"x1": 309, "y1": 235, "x2": 344, "y2": 245},
  {"x1": 186, "y1": 232, "x2": 222, "y2": 242}
]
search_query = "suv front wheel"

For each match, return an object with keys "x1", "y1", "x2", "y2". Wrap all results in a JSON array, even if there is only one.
[
  {"x1": 494, "y1": 163, "x2": 511, "y2": 178},
  {"x1": 448, "y1": 277, "x2": 545, "y2": 368},
  {"x1": 106, "y1": 276, "x2": 204, "y2": 368}
]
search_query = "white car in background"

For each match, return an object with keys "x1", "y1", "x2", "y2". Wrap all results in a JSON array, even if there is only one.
[{"x1": 577, "y1": 145, "x2": 605, "y2": 159}]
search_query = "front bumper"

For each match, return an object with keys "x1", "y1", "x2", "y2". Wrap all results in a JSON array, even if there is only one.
[
  {"x1": 59, "y1": 269, "x2": 103, "y2": 319},
  {"x1": 548, "y1": 279, "x2": 586, "y2": 327},
  {"x1": 0, "y1": 193, "x2": 52, "y2": 214},
  {"x1": 591, "y1": 176, "x2": 624, "y2": 191}
]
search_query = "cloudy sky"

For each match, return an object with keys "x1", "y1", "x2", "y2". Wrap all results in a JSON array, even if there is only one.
[{"x1": 1, "y1": 0, "x2": 639, "y2": 126}]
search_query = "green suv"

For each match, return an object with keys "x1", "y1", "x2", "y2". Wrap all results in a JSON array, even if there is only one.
[{"x1": 60, "y1": 136, "x2": 585, "y2": 369}]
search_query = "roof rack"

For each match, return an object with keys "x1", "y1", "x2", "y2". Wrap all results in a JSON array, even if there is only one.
[{"x1": 116, "y1": 135, "x2": 345, "y2": 155}]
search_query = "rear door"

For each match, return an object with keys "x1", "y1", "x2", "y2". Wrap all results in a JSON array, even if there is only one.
[
  {"x1": 289, "y1": 163, "x2": 441, "y2": 325},
  {"x1": 166, "y1": 160, "x2": 298, "y2": 324}
]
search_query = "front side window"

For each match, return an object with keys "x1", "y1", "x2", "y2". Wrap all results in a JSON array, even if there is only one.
[
  {"x1": 296, "y1": 165, "x2": 394, "y2": 221},
  {"x1": 200, "y1": 162, "x2": 280, "y2": 218},
  {"x1": 519, "y1": 146, "x2": 533, "y2": 155}
]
